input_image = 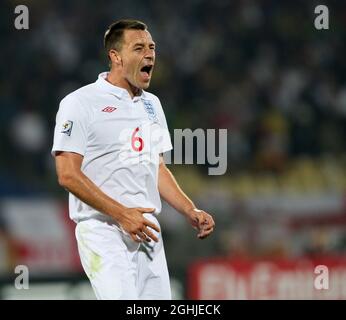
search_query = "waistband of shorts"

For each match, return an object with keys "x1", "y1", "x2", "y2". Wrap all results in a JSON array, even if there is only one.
[{"x1": 74, "y1": 211, "x2": 159, "y2": 226}]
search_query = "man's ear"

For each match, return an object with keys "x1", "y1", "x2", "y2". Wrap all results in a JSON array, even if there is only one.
[{"x1": 109, "y1": 49, "x2": 122, "y2": 66}]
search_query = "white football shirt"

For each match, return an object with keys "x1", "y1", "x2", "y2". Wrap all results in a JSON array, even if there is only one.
[{"x1": 52, "y1": 72, "x2": 173, "y2": 222}]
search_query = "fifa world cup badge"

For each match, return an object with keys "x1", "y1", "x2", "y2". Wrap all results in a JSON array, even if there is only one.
[{"x1": 61, "y1": 120, "x2": 73, "y2": 136}]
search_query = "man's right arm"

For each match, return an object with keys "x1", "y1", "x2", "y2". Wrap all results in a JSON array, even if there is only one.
[{"x1": 55, "y1": 151, "x2": 159, "y2": 243}]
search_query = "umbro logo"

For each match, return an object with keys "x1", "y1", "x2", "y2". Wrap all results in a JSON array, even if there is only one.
[{"x1": 102, "y1": 106, "x2": 117, "y2": 113}]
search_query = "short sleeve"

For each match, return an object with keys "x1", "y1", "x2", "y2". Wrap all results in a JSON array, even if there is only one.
[
  {"x1": 51, "y1": 95, "x2": 90, "y2": 156},
  {"x1": 154, "y1": 97, "x2": 173, "y2": 154}
]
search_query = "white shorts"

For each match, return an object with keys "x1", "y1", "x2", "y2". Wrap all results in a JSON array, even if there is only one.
[{"x1": 75, "y1": 214, "x2": 172, "y2": 300}]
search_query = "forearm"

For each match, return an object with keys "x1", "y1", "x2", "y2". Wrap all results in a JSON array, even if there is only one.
[
  {"x1": 59, "y1": 171, "x2": 126, "y2": 221},
  {"x1": 158, "y1": 164, "x2": 196, "y2": 217}
]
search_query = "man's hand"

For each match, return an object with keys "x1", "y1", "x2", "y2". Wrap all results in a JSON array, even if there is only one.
[
  {"x1": 116, "y1": 207, "x2": 160, "y2": 243},
  {"x1": 186, "y1": 208, "x2": 215, "y2": 239},
  {"x1": 158, "y1": 156, "x2": 215, "y2": 240}
]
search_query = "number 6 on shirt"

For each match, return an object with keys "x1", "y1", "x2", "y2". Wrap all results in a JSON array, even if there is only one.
[{"x1": 131, "y1": 127, "x2": 144, "y2": 152}]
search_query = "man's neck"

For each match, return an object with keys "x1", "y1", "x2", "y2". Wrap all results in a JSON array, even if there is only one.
[{"x1": 106, "y1": 70, "x2": 141, "y2": 99}]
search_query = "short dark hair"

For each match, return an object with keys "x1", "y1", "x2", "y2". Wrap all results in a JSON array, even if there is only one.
[{"x1": 104, "y1": 19, "x2": 147, "y2": 60}]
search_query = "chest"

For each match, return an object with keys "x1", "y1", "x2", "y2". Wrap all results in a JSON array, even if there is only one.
[{"x1": 88, "y1": 98, "x2": 161, "y2": 151}]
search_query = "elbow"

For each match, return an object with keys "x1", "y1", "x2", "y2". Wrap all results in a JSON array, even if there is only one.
[{"x1": 57, "y1": 171, "x2": 76, "y2": 189}]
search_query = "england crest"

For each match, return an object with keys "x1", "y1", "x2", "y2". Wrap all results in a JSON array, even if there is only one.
[{"x1": 142, "y1": 99, "x2": 159, "y2": 123}]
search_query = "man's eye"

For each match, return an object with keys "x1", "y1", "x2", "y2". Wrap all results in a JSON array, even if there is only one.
[{"x1": 135, "y1": 47, "x2": 142, "y2": 51}]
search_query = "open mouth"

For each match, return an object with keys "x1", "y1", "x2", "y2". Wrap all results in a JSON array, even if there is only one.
[{"x1": 140, "y1": 65, "x2": 153, "y2": 76}]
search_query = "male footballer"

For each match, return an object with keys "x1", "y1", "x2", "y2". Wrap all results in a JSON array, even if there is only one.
[{"x1": 52, "y1": 19, "x2": 215, "y2": 299}]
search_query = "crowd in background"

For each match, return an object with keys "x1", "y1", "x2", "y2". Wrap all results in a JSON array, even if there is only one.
[{"x1": 0, "y1": 0, "x2": 346, "y2": 282}]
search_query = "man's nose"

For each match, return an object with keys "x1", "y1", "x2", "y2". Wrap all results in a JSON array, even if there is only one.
[{"x1": 144, "y1": 49, "x2": 154, "y2": 60}]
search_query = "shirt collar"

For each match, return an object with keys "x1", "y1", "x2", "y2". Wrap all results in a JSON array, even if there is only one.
[{"x1": 95, "y1": 72, "x2": 147, "y2": 100}]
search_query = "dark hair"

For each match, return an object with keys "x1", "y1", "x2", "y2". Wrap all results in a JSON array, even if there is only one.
[{"x1": 104, "y1": 19, "x2": 147, "y2": 62}]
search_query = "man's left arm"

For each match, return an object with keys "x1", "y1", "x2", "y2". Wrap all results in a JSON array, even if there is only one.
[{"x1": 158, "y1": 155, "x2": 215, "y2": 239}]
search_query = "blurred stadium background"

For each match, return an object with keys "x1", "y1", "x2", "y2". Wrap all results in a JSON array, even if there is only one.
[{"x1": 1, "y1": 0, "x2": 346, "y2": 299}]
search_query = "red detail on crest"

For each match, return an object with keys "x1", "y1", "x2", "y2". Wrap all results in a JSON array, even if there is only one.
[{"x1": 102, "y1": 106, "x2": 117, "y2": 113}]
